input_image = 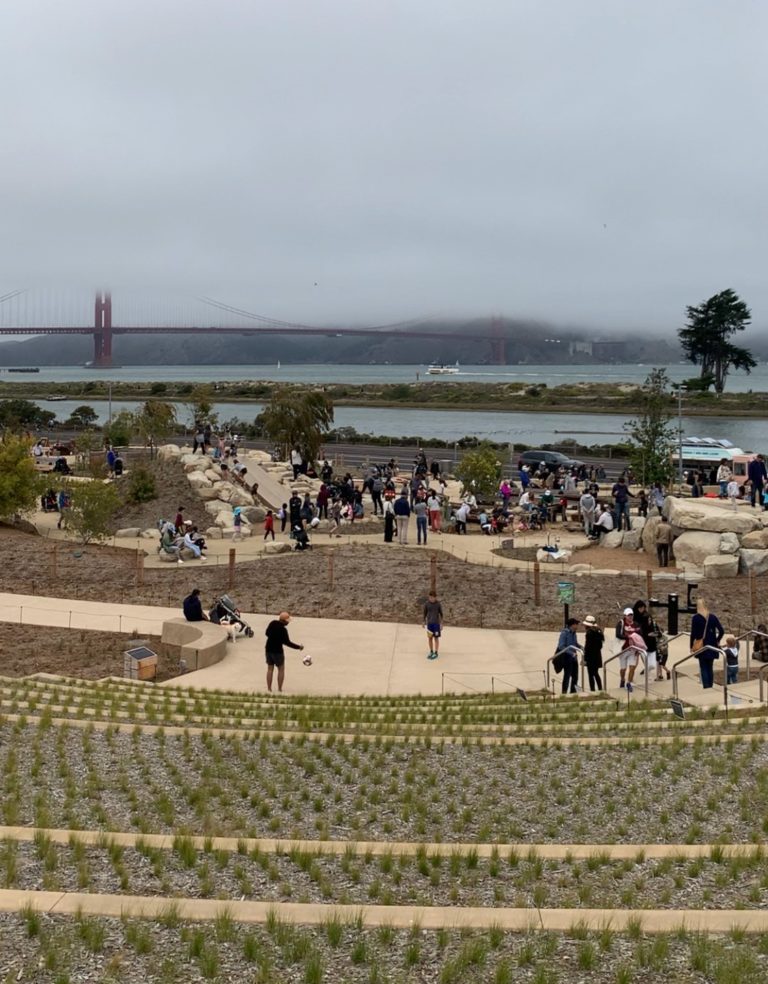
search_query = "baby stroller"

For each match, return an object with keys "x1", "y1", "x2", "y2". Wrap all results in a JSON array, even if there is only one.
[
  {"x1": 209, "y1": 593, "x2": 255, "y2": 638},
  {"x1": 52, "y1": 457, "x2": 71, "y2": 475}
]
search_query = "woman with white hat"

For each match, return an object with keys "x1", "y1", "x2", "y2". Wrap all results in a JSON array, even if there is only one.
[{"x1": 582, "y1": 616, "x2": 605, "y2": 691}]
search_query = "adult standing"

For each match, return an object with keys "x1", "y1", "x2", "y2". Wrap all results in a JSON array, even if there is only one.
[
  {"x1": 383, "y1": 494, "x2": 395, "y2": 543},
  {"x1": 316, "y1": 483, "x2": 330, "y2": 520},
  {"x1": 264, "y1": 611, "x2": 304, "y2": 693},
  {"x1": 716, "y1": 459, "x2": 732, "y2": 499},
  {"x1": 556, "y1": 618, "x2": 582, "y2": 695},
  {"x1": 370, "y1": 475, "x2": 384, "y2": 516},
  {"x1": 632, "y1": 599, "x2": 658, "y2": 680},
  {"x1": 579, "y1": 489, "x2": 596, "y2": 537},
  {"x1": 414, "y1": 498, "x2": 428, "y2": 545},
  {"x1": 611, "y1": 477, "x2": 633, "y2": 531},
  {"x1": 423, "y1": 591, "x2": 443, "y2": 660},
  {"x1": 655, "y1": 517, "x2": 673, "y2": 567},
  {"x1": 582, "y1": 615, "x2": 604, "y2": 691},
  {"x1": 690, "y1": 597, "x2": 724, "y2": 690},
  {"x1": 455, "y1": 501, "x2": 470, "y2": 535},
  {"x1": 288, "y1": 491, "x2": 302, "y2": 529},
  {"x1": 427, "y1": 491, "x2": 442, "y2": 533},
  {"x1": 748, "y1": 455, "x2": 768, "y2": 508},
  {"x1": 290, "y1": 447, "x2": 303, "y2": 481},
  {"x1": 393, "y1": 493, "x2": 411, "y2": 544}
]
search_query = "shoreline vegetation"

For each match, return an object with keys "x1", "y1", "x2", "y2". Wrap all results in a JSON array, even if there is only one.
[{"x1": 2, "y1": 378, "x2": 768, "y2": 417}]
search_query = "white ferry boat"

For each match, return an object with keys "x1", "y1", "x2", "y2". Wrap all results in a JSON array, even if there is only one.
[{"x1": 426, "y1": 362, "x2": 460, "y2": 375}]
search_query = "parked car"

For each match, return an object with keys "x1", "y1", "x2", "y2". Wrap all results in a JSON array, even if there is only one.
[{"x1": 518, "y1": 450, "x2": 584, "y2": 470}]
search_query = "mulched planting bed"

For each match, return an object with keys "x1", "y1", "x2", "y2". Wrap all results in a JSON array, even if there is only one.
[
  {"x1": 8, "y1": 837, "x2": 768, "y2": 911},
  {"x1": 0, "y1": 911, "x2": 767, "y2": 984},
  {"x1": 111, "y1": 456, "x2": 211, "y2": 534},
  {"x1": 2, "y1": 528, "x2": 767, "y2": 633},
  {"x1": 0, "y1": 625, "x2": 179, "y2": 681},
  {"x1": 4, "y1": 724, "x2": 768, "y2": 844}
]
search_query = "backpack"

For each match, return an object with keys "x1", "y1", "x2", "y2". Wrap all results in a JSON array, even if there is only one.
[{"x1": 615, "y1": 619, "x2": 625, "y2": 640}]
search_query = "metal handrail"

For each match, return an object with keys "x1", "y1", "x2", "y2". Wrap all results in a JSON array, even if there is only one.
[
  {"x1": 603, "y1": 645, "x2": 648, "y2": 695},
  {"x1": 733, "y1": 629, "x2": 768, "y2": 683},
  {"x1": 673, "y1": 645, "x2": 728, "y2": 703},
  {"x1": 546, "y1": 647, "x2": 583, "y2": 694}
]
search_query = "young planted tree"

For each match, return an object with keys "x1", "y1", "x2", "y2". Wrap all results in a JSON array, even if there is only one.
[
  {"x1": 624, "y1": 369, "x2": 676, "y2": 486},
  {"x1": 455, "y1": 443, "x2": 502, "y2": 501},
  {"x1": 0, "y1": 437, "x2": 39, "y2": 519},
  {"x1": 257, "y1": 388, "x2": 334, "y2": 464},
  {"x1": 678, "y1": 289, "x2": 755, "y2": 393},
  {"x1": 133, "y1": 401, "x2": 177, "y2": 447},
  {"x1": 61, "y1": 481, "x2": 120, "y2": 544},
  {"x1": 186, "y1": 385, "x2": 218, "y2": 429},
  {"x1": 103, "y1": 411, "x2": 134, "y2": 449}
]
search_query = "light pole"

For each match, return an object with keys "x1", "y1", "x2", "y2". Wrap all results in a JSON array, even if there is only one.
[{"x1": 676, "y1": 385, "x2": 687, "y2": 489}]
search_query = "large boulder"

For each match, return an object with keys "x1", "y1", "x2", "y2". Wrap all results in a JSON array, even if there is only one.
[
  {"x1": 719, "y1": 532, "x2": 740, "y2": 555},
  {"x1": 641, "y1": 516, "x2": 662, "y2": 554},
  {"x1": 664, "y1": 497, "x2": 761, "y2": 535},
  {"x1": 703, "y1": 554, "x2": 739, "y2": 579},
  {"x1": 222, "y1": 526, "x2": 252, "y2": 538},
  {"x1": 228, "y1": 487, "x2": 254, "y2": 507},
  {"x1": 622, "y1": 529, "x2": 643, "y2": 551},
  {"x1": 739, "y1": 549, "x2": 768, "y2": 575},
  {"x1": 741, "y1": 529, "x2": 768, "y2": 550},
  {"x1": 157, "y1": 444, "x2": 181, "y2": 460},
  {"x1": 204, "y1": 469, "x2": 221, "y2": 483},
  {"x1": 205, "y1": 526, "x2": 223, "y2": 539},
  {"x1": 158, "y1": 550, "x2": 178, "y2": 563},
  {"x1": 141, "y1": 529, "x2": 158, "y2": 539},
  {"x1": 196, "y1": 486, "x2": 221, "y2": 501},
  {"x1": 241, "y1": 505, "x2": 266, "y2": 524},
  {"x1": 602, "y1": 530, "x2": 624, "y2": 549},
  {"x1": 672, "y1": 531, "x2": 723, "y2": 567},
  {"x1": 205, "y1": 500, "x2": 225, "y2": 516},
  {"x1": 187, "y1": 471, "x2": 212, "y2": 489},
  {"x1": 264, "y1": 541, "x2": 292, "y2": 554},
  {"x1": 115, "y1": 527, "x2": 141, "y2": 538},
  {"x1": 215, "y1": 510, "x2": 234, "y2": 528},
  {"x1": 632, "y1": 516, "x2": 647, "y2": 534}
]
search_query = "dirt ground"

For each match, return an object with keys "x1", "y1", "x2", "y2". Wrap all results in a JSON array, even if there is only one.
[
  {"x1": 0, "y1": 623, "x2": 179, "y2": 681},
  {"x1": 2, "y1": 527, "x2": 767, "y2": 636},
  {"x1": 111, "y1": 456, "x2": 210, "y2": 534}
]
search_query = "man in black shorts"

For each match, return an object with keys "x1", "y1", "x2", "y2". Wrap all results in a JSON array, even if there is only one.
[{"x1": 264, "y1": 611, "x2": 304, "y2": 693}]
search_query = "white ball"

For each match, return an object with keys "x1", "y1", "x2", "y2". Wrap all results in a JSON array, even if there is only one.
[{"x1": 302, "y1": 654, "x2": 313, "y2": 666}]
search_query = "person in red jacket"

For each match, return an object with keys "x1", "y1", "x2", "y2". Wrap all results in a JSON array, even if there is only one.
[{"x1": 264, "y1": 510, "x2": 275, "y2": 541}]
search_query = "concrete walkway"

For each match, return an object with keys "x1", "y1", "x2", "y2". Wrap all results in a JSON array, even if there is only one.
[
  {"x1": 3, "y1": 888, "x2": 768, "y2": 932},
  {"x1": 0, "y1": 591, "x2": 756, "y2": 706}
]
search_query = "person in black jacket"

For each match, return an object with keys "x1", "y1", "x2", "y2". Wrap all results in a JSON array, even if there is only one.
[
  {"x1": 265, "y1": 611, "x2": 304, "y2": 693},
  {"x1": 182, "y1": 588, "x2": 207, "y2": 623},
  {"x1": 582, "y1": 616, "x2": 604, "y2": 691}
]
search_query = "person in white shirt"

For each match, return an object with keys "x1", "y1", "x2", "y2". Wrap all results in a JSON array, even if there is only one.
[
  {"x1": 519, "y1": 490, "x2": 531, "y2": 512},
  {"x1": 726, "y1": 479, "x2": 740, "y2": 509},
  {"x1": 716, "y1": 461, "x2": 732, "y2": 499},
  {"x1": 182, "y1": 526, "x2": 206, "y2": 561},
  {"x1": 579, "y1": 491, "x2": 596, "y2": 536},
  {"x1": 290, "y1": 447, "x2": 303, "y2": 480},
  {"x1": 455, "y1": 502, "x2": 470, "y2": 534},
  {"x1": 427, "y1": 493, "x2": 442, "y2": 532},
  {"x1": 593, "y1": 505, "x2": 614, "y2": 539}
]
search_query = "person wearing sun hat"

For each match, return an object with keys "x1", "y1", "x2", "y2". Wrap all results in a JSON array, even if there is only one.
[{"x1": 582, "y1": 615, "x2": 605, "y2": 691}]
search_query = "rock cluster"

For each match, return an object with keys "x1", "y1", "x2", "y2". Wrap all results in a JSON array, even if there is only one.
[{"x1": 598, "y1": 496, "x2": 767, "y2": 579}]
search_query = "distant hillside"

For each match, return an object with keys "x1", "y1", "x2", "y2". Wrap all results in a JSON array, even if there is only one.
[{"x1": 0, "y1": 319, "x2": 684, "y2": 366}]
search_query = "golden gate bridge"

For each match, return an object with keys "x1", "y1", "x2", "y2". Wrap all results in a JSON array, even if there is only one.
[{"x1": 0, "y1": 289, "x2": 507, "y2": 367}]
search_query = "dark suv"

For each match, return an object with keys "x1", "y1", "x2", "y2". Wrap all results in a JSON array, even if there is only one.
[{"x1": 518, "y1": 450, "x2": 584, "y2": 470}]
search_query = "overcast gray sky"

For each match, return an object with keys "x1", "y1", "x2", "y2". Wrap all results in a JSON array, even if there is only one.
[{"x1": 1, "y1": 0, "x2": 766, "y2": 330}]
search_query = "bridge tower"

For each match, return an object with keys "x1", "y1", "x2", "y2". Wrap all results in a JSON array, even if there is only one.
[
  {"x1": 93, "y1": 290, "x2": 113, "y2": 367},
  {"x1": 489, "y1": 315, "x2": 506, "y2": 365}
]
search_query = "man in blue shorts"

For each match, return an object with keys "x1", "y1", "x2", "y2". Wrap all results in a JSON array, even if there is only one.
[{"x1": 423, "y1": 591, "x2": 444, "y2": 660}]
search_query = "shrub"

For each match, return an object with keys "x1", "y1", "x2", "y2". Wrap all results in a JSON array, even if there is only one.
[{"x1": 127, "y1": 466, "x2": 157, "y2": 504}]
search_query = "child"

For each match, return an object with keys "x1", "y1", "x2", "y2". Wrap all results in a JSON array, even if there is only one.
[
  {"x1": 724, "y1": 635, "x2": 739, "y2": 685},
  {"x1": 726, "y1": 478, "x2": 740, "y2": 509},
  {"x1": 423, "y1": 591, "x2": 444, "y2": 661},
  {"x1": 232, "y1": 506, "x2": 243, "y2": 541},
  {"x1": 264, "y1": 510, "x2": 275, "y2": 541},
  {"x1": 636, "y1": 490, "x2": 648, "y2": 518},
  {"x1": 278, "y1": 503, "x2": 287, "y2": 533}
]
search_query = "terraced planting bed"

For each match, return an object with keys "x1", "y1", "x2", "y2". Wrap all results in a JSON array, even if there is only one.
[{"x1": 3, "y1": 678, "x2": 768, "y2": 981}]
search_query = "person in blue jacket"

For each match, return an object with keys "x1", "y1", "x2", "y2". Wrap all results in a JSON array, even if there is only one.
[
  {"x1": 690, "y1": 597, "x2": 724, "y2": 689},
  {"x1": 556, "y1": 618, "x2": 583, "y2": 695}
]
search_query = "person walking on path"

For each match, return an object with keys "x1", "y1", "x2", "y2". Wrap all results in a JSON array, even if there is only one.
[
  {"x1": 582, "y1": 616, "x2": 604, "y2": 691},
  {"x1": 394, "y1": 492, "x2": 411, "y2": 544},
  {"x1": 263, "y1": 510, "x2": 275, "y2": 541},
  {"x1": 690, "y1": 597, "x2": 724, "y2": 690},
  {"x1": 264, "y1": 611, "x2": 304, "y2": 693},
  {"x1": 423, "y1": 591, "x2": 443, "y2": 660},
  {"x1": 556, "y1": 618, "x2": 582, "y2": 695},
  {"x1": 656, "y1": 516, "x2": 673, "y2": 567},
  {"x1": 414, "y1": 499, "x2": 428, "y2": 545},
  {"x1": 748, "y1": 454, "x2": 768, "y2": 508},
  {"x1": 383, "y1": 494, "x2": 395, "y2": 543}
]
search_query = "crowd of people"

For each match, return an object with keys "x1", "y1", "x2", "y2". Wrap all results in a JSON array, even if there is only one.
[{"x1": 158, "y1": 507, "x2": 207, "y2": 564}]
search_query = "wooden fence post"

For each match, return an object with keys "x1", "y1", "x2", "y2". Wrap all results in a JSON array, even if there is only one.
[
  {"x1": 430, "y1": 554, "x2": 437, "y2": 595},
  {"x1": 51, "y1": 545, "x2": 58, "y2": 579},
  {"x1": 328, "y1": 551, "x2": 334, "y2": 591},
  {"x1": 136, "y1": 550, "x2": 144, "y2": 587},
  {"x1": 751, "y1": 571, "x2": 758, "y2": 620},
  {"x1": 228, "y1": 548, "x2": 236, "y2": 590},
  {"x1": 646, "y1": 569, "x2": 653, "y2": 601},
  {"x1": 533, "y1": 562, "x2": 541, "y2": 607}
]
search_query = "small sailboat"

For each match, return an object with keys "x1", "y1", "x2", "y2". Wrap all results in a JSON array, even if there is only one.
[{"x1": 276, "y1": 360, "x2": 281, "y2": 369}]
